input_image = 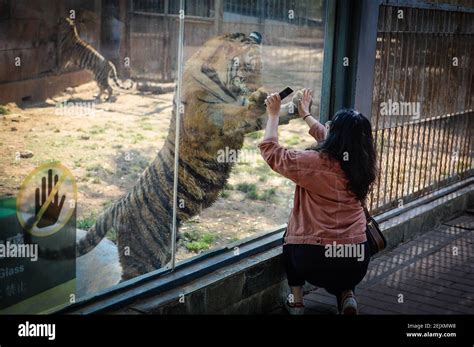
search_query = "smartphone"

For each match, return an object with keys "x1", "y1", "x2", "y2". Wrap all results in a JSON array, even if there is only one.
[
  {"x1": 278, "y1": 87, "x2": 294, "y2": 101},
  {"x1": 264, "y1": 87, "x2": 294, "y2": 105}
]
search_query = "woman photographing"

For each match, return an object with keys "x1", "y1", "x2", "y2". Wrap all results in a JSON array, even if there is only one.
[{"x1": 258, "y1": 89, "x2": 377, "y2": 315}]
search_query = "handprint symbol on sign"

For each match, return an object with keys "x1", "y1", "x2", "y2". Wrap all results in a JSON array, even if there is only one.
[{"x1": 34, "y1": 169, "x2": 66, "y2": 228}]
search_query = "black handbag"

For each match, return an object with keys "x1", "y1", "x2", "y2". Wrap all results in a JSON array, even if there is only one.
[{"x1": 361, "y1": 202, "x2": 387, "y2": 256}]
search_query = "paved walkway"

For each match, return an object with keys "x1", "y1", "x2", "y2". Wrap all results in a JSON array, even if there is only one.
[{"x1": 302, "y1": 211, "x2": 474, "y2": 314}]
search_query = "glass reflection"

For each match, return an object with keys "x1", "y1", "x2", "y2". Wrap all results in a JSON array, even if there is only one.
[{"x1": 0, "y1": 0, "x2": 326, "y2": 312}]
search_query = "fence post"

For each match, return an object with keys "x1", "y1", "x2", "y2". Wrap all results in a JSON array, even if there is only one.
[
  {"x1": 319, "y1": 0, "x2": 336, "y2": 124},
  {"x1": 214, "y1": 0, "x2": 224, "y2": 35},
  {"x1": 353, "y1": 0, "x2": 380, "y2": 120},
  {"x1": 94, "y1": 0, "x2": 102, "y2": 51}
]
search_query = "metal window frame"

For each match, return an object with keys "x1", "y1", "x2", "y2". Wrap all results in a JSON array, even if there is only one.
[
  {"x1": 319, "y1": 0, "x2": 336, "y2": 124},
  {"x1": 384, "y1": 0, "x2": 474, "y2": 13},
  {"x1": 319, "y1": 0, "x2": 382, "y2": 121},
  {"x1": 61, "y1": 226, "x2": 287, "y2": 313}
]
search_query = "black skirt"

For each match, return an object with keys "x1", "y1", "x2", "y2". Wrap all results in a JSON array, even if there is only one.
[{"x1": 282, "y1": 240, "x2": 371, "y2": 297}]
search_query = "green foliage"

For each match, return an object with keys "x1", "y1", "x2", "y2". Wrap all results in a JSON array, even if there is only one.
[
  {"x1": 236, "y1": 182, "x2": 260, "y2": 200},
  {"x1": 185, "y1": 241, "x2": 210, "y2": 252},
  {"x1": 247, "y1": 131, "x2": 263, "y2": 139},
  {"x1": 131, "y1": 133, "x2": 145, "y2": 143},
  {"x1": 90, "y1": 126, "x2": 105, "y2": 135},
  {"x1": 200, "y1": 233, "x2": 217, "y2": 244},
  {"x1": 236, "y1": 182, "x2": 276, "y2": 201},
  {"x1": 140, "y1": 123, "x2": 153, "y2": 131},
  {"x1": 102, "y1": 200, "x2": 114, "y2": 208},
  {"x1": 183, "y1": 230, "x2": 217, "y2": 253},
  {"x1": 236, "y1": 182, "x2": 257, "y2": 193},
  {"x1": 86, "y1": 163, "x2": 102, "y2": 172},
  {"x1": 77, "y1": 214, "x2": 96, "y2": 230},
  {"x1": 245, "y1": 189, "x2": 259, "y2": 200},
  {"x1": 85, "y1": 143, "x2": 98, "y2": 150},
  {"x1": 106, "y1": 228, "x2": 117, "y2": 243},
  {"x1": 286, "y1": 135, "x2": 300, "y2": 146},
  {"x1": 259, "y1": 187, "x2": 277, "y2": 201},
  {"x1": 0, "y1": 105, "x2": 10, "y2": 115}
]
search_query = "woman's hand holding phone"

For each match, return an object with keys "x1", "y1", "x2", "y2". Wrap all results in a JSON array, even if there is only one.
[{"x1": 265, "y1": 93, "x2": 281, "y2": 118}]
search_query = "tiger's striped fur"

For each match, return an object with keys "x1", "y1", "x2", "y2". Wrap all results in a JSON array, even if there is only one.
[
  {"x1": 58, "y1": 17, "x2": 133, "y2": 101},
  {"x1": 45, "y1": 32, "x2": 301, "y2": 281}
]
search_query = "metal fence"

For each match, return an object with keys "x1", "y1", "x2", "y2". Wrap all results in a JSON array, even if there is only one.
[
  {"x1": 129, "y1": 0, "x2": 325, "y2": 83},
  {"x1": 369, "y1": 4, "x2": 473, "y2": 214},
  {"x1": 224, "y1": 0, "x2": 324, "y2": 25}
]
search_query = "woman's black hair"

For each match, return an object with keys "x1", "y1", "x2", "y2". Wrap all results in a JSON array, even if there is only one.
[{"x1": 314, "y1": 109, "x2": 377, "y2": 202}]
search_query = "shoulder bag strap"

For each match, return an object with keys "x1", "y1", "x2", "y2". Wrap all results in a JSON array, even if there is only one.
[{"x1": 359, "y1": 198, "x2": 371, "y2": 222}]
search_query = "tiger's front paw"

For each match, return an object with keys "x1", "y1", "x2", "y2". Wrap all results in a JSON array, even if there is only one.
[
  {"x1": 247, "y1": 88, "x2": 268, "y2": 118},
  {"x1": 291, "y1": 89, "x2": 312, "y2": 115},
  {"x1": 292, "y1": 89, "x2": 304, "y2": 107},
  {"x1": 248, "y1": 88, "x2": 268, "y2": 108}
]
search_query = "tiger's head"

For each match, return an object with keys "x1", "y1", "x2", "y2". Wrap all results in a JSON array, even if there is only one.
[
  {"x1": 59, "y1": 17, "x2": 78, "y2": 36},
  {"x1": 181, "y1": 32, "x2": 277, "y2": 153},
  {"x1": 184, "y1": 32, "x2": 264, "y2": 98}
]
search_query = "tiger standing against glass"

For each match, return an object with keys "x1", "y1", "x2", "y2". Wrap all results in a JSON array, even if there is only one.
[{"x1": 258, "y1": 89, "x2": 377, "y2": 315}]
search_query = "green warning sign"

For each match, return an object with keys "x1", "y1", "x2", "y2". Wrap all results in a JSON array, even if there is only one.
[{"x1": 0, "y1": 163, "x2": 77, "y2": 314}]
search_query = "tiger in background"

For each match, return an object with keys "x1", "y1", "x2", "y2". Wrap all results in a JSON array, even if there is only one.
[
  {"x1": 58, "y1": 17, "x2": 133, "y2": 101},
  {"x1": 43, "y1": 32, "x2": 304, "y2": 280}
]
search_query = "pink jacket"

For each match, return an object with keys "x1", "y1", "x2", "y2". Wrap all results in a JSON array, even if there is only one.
[{"x1": 258, "y1": 122, "x2": 367, "y2": 246}]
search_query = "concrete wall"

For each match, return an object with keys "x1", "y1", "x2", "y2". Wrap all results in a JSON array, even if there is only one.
[{"x1": 0, "y1": 0, "x2": 102, "y2": 104}]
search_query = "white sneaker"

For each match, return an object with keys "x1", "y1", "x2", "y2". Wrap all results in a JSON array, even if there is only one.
[
  {"x1": 284, "y1": 294, "x2": 305, "y2": 315},
  {"x1": 341, "y1": 290, "x2": 358, "y2": 315}
]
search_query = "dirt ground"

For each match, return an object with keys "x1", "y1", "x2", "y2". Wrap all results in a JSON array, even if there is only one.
[{"x1": 0, "y1": 81, "x2": 318, "y2": 262}]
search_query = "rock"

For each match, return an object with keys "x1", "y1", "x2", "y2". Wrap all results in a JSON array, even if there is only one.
[
  {"x1": 80, "y1": 135, "x2": 90, "y2": 140},
  {"x1": 19, "y1": 150, "x2": 34, "y2": 158},
  {"x1": 136, "y1": 82, "x2": 175, "y2": 94},
  {"x1": 5, "y1": 102, "x2": 22, "y2": 113}
]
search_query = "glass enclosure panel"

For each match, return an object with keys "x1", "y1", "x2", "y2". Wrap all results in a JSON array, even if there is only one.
[
  {"x1": 0, "y1": 0, "x2": 327, "y2": 313},
  {"x1": 0, "y1": 0, "x2": 179, "y2": 311},
  {"x1": 176, "y1": 0, "x2": 326, "y2": 263}
]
